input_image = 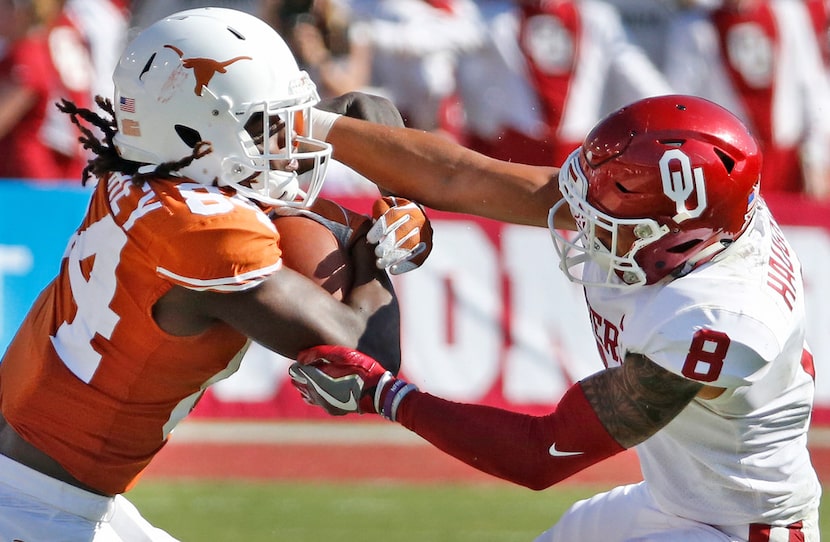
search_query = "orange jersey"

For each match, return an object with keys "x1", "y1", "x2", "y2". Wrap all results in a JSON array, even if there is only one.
[{"x1": 0, "y1": 174, "x2": 282, "y2": 495}]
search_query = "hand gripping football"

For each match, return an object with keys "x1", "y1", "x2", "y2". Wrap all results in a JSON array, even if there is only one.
[{"x1": 368, "y1": 196, "x2": 433, "y2": 274}]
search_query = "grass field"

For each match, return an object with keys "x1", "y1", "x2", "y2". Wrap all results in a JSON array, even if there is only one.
[
  {"x1": 128, "y1": 479, "x2": 830, "y2": 540},
  {"x1": 125, "y1": 421, "x2": 830, "y2": 540},
  {"x1": 127, "y1": 481, "x2": 605, "y2": 541}
]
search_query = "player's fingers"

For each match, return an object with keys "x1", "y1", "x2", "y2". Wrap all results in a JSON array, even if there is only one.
[
  {"x1": 367, "y1": 213, "x2": 411, "y2": 244},
  {"x1": 389, "y1": 243, "x2": 427, "y2": 275},
  {"x1": 393, "y1": 225, "x2": 420, "y2": 250},
  {"x1": 365, "y1": 216, "x2": 387, "y2": 244}
]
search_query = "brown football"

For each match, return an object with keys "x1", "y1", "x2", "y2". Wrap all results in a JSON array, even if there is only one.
[{"x1": 272, "y1": 199, "x2": 371, "y2": 301}]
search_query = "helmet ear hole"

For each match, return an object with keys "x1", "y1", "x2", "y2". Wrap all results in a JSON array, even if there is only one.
[{"x1": 175, "y1": 125, "x2": 202, "y2": 148}]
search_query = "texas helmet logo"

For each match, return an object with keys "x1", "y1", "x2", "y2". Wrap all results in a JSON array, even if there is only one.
[
  {"x1": 658, "y1": 149, "x2": 707, "y2": 223},
  {"x1": 164, "y1": 45, "x2": 252, "y2": 96}
]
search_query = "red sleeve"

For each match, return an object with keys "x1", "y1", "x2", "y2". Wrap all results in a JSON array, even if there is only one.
[{"x1": 396, "y1": 382, "x2": 626, "y2": 490}]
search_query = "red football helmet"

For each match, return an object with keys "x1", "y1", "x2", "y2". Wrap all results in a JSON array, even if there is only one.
[{"x1": 549, "y1": 95, "x2": 762, "y2": 287}]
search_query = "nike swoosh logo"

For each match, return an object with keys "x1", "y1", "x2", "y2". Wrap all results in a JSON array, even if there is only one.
[
  {"x1": 549, "y1": 442, "x2": 584, "y2": 457},
  {"x1": 301, "y1": 367, "x2": 359, "y2": 411}
]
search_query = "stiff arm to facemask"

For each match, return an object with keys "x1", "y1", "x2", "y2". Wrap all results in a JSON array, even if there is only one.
[{"x1": 313, "y1": 97, "x2": 435, "y2": 274}]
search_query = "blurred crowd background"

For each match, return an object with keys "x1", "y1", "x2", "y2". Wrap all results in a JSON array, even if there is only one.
[{"x1": 1, "y1": 0, "x2": 829, "y2": 201}]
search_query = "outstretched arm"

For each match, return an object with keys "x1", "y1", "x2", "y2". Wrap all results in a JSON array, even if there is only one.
[
  {"x1": 396, "y1": 354, "x2": 701, "y2": 489},
  {"x1": 315, "y1": 93, "x2": 562, "y2": 227},
  {"x1": 317, "y1": 93, "x2": 436, "y2": 274},
  {"x1": 290, "y1": 348, "x2": 701, "y2": 489}
]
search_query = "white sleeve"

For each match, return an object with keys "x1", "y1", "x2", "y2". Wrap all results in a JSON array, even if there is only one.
[{"x1": 632, "y1": 306, "x2": 779, "y2": 389}]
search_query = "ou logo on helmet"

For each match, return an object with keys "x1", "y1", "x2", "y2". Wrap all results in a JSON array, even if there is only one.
[{"x1": 659, "y1": 149, "x2": 707, "y2": 223}]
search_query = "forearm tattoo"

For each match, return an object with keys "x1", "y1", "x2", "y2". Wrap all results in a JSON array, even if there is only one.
[{"x1": 581, "y1": 354, "x2": 703, "y2": 448}]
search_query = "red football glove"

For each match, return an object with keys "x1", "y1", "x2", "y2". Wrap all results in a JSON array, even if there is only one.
[
  {"x1": 289, "y1": 345, "x2": 417, "y2": 420},
  {"x1": 367, "y1": 196, "x2": 433, "y2": 275}
]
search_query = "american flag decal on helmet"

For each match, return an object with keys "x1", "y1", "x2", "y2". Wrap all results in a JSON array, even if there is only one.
[{"x1": 119, "y1": 96, "x2": 135, "y2": 113}]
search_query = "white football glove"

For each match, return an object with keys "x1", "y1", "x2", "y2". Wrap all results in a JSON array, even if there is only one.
[{"x1": 367, "y1": 196, "x2": 433, "y2": 275}]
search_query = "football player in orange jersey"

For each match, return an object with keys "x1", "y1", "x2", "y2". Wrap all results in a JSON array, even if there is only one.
[{"x1": 0, "y1": 7, "x2": 429, "y2": 540}]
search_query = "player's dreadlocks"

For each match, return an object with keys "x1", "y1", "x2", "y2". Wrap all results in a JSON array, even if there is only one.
[{"x1": 57, "y1": 96, "x2": 212, "y2": 187}]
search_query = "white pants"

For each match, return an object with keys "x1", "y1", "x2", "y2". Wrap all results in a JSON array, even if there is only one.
[
  {"x1": 534, "y1": 482, "x2": 820, "y2": 542},
  {"x1": 0, "y1": 454, "x2": 178, "y2": 541}
]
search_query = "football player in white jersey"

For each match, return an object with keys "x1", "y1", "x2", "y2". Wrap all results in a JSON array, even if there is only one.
[{"x1": 291, "y1": 93, "x2": 821, "y2": 541}]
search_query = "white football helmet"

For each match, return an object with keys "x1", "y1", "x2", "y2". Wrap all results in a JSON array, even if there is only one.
[{"x1": 112, "y1": 7, "x2": 331, "y2": 207}]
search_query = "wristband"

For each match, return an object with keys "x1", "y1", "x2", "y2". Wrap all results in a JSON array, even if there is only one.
[
  {"x1": 310, "y1": 108, "x2": 342, "y2": 141},
  {"x1": 377, "y1": 378, "x2": 418, "y2": 422},
  {"x1": 389, "y1": 384, "x2": 417, "y2": 421},
  {"x1": 372, "y1": 371, "x2": 395, "y2": 414}
]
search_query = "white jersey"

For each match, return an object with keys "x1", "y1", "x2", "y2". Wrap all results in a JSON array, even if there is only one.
[{"x1": 581, "y1": 201, "x2": 820, "y2": 526}]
